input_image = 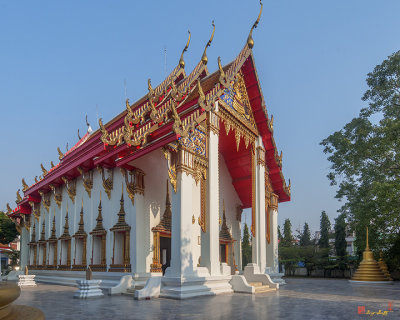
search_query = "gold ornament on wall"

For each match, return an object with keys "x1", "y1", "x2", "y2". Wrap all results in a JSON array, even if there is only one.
[
  {"x1": 97, "y1": 166, "x2": 113, "y2": 199},
  {"x1": 49, "y1": 184, "x2": 62, "y2": 208},
  {"x1": 38, "y1": 190, "x2": 51, "y2": 212},
  {"x1": 77, "y1": 167, "x2": 93, "y2": 198},
  {"x1": 62, "y1": 177, "x2": 77, "y2": 203}
]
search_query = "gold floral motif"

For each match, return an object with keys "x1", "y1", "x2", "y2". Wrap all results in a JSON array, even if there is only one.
[
  {"x1": 77, "y1": 167, "x2": 93, "y2": 198},
  {"x1": 97, "y1": 166, "x2": 113, "y2": 199},
  {"x1": 61, "y1": 177, "x2": 76, "y2": 203}
]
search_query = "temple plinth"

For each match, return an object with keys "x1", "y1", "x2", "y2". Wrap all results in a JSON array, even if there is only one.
[{"x1": 350, "y1": 228, "x2": 390, "y2": 282}]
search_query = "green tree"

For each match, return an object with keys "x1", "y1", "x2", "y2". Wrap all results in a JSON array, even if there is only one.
[
  {"x1": 278, "y1": 226, "x2": 282, "y2": 241},
  {"x1": 0, "y1": 211, "x2": 18, "y2": 244},
  {"x1": 282, "y1": 219, "x2": 293, "y2": 247},
  {"x1": 300, "y1": 223, "x2": 312, "y2": 246},
  {"x1": 319, "y1": 211, "x2": 331, "y2": 248},
  {"x1": 321, "y1": 51, "x2": 400, "y2": 256},
  {"x1": 242, "y1": 223, "x2": 252, "y2": 267},
  {"x1": 334, "y1": 213, "x2": 347, "y2": 257}
]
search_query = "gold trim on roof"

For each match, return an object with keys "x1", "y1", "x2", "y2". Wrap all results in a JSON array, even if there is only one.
[
  {"x1": 22, "y1": 178, "x2": 29, "y2": 191},
  {"x1": 201, "y1": 21, "x2": 215, "y2": 65},
  {"x1": 247, "y1": 0, "x2": 263, "y2": 49},
  {"x1": 179, "y1": 30, "x2": 191, "y2": 68}
]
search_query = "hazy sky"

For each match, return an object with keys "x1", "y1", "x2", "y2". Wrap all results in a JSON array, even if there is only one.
[{"x1": 1, "y1": 1, "x2": 399, "y2": 236}]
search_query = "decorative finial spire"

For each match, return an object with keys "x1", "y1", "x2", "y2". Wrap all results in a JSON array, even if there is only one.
[
  {"x1": 22, "y1": 178, "x2": 29, "y2": 191},
  {"x1": 201, "y1": 21, "x2": 215, "y2": 65},
  {"x1": 57, "y1": 147, "x2": 64, "y2": 160},
  {"x1": 366, "y1": 227, "x2": 369, "y2": 250},
  {"x1": 179, "y1": 30, "x2": 191, "y2": 68},
  {"x1": 247, "y1": 0, "x2": 263, "y2": 49}
]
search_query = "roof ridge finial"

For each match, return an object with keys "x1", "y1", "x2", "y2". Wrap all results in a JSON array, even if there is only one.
[
  {"x1": 179, "y1": 30, "x2": 191, "y2": 68},
  {"x1": 201, "y1": 21, "x2": 215, "y2": 65},
  {"x1": 247, "y1": 0, "x2": 263, "y2": 49}
]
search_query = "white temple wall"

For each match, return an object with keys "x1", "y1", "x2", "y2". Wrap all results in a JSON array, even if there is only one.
[
  {"x1": 219, "y1": 154, "x2": 243, "y2": 271},
  {"x1": 130, "y1": 148, "x2": 168, "y2": 273},
  {"x1": 20, "y1": 227, "x2": 29, "y2": 268}
]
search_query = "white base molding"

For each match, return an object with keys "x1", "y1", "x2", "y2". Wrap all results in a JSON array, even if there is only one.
[
  {"x1": 160, "y1": 267, "x2": 233, "y2": 299},
  {"x1": 109, "y1": 275, "x2": 133, "y2": 295},
  {"x1": 29, "y1": 270, "x2": 123, "y2": 291},
  {"x1": 244, "y1": 264, "x2": 279, "y2": 289},
  {"x1": 74, "y1": 280, "x2": 104, "y2": 299},
  {"x1": 265, "y1": 267, "x2": 286, "y2": 285},
  {"x1": 17, "y1": 275, "x2": 37, "y2": 287},
  {"x1": 134, "y1": 275, "x2": 162, "y2": 300},
  {"x1": 230, "y1": 275, "x2": 254, "y2": 294},
  {"x1": 17, "y1": 274, "x2": 36, "y2": 287}
]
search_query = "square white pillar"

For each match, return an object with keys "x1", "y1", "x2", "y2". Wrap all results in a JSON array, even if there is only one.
[
  {"x1": 266, "y1": 207, "x2": 279, "y2": 273},
  {"x1": 168, "y1": 170, "x2": 196, "y2": 277},
  {"x1": 201, "y1": 110, "x2": 220, "y2": 276}
]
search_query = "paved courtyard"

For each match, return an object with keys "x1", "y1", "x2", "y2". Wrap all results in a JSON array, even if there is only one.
[{"x1": 14, "y1": 278, "x2": 400, "y2": 319}]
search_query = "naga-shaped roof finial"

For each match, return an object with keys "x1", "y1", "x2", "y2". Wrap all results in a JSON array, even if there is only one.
[
  {"x1": 247, "y1": 0, "x2": 263, "y2": 49},
  {"x1": 201, "y1": 21, "x2": 215, "y2": 65},
  {"x1": 22, "y1": 178, "x2": 29, "y2": 191},
  {"x1": 179, "y1": 30, "x2": 191, "y2": 68}
]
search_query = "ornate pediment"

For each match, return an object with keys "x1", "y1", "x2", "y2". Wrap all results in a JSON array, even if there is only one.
[{"x1": 220, "y1": 71, "x2": 258, "y2": 134}]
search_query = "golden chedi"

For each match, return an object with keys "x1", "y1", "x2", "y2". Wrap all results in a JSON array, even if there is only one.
[
  {"x1": 378, "y1": 251, "x2": 393, "y2": 281},
  {"x1": 0, "y1": 282, "x2": 44, "y2": 320},
  {"x1": 351, "y1": 228, "x2": 390, "y2": 282}
]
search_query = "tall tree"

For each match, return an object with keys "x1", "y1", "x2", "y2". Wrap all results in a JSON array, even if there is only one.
[
  {"x1": 0, "y1": 211, "x2": 18, "y2": 244},
  {"x1": 242, "y1": 223, "x2": 252, "y2": 267},
  {"x1": 321, "y1": 51, "x2": 400, "y2": 254},
  {"x1": 334, "y1": 213, "x2": 347, "y2": 257},
  {"x1": 282, "y1": 219, "x2": 293, "y2": 247},
  {"x1": 319, "y1": 211, "x2": 331, "y2": 248},
  {"x1": 278, "y1": 226, "x2": 282, "y2": 241},
  {"x1": 300, "y1": 222, "x2": 312, "y2": 247}
]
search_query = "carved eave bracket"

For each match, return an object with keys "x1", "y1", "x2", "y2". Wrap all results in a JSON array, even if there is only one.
[
  {"x1": 163, "y1": 147, "x2": 177, "y2": 193},
  {"x1": 120, "y1": 168, "x2": 145, "y2": 205},
  {"x1": 38, "y1": 191, "x2": 51, "y2": 212},
  {"x1": 49, "y1": 184, "x2": 62, "y2": 208},
  {"x1": 97, "y1": 166, "x2": 113, "y2": 199},
  {"x1": 62, "y1": 177, "x2": 77, "y2": 203},
  {"x1": 29, "y1": 201, "x2": 40, "y2": 222},
  {"x1": 77, "y1": 167, "x2": 93, "y2": 198}
]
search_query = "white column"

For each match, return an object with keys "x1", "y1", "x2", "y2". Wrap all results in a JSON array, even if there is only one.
[
  {"x1": 168, "y1": 166, "x2": 195, "y2": 277},
  {"x1": 266, "y1": 207, "x2": 279, "y2": 273},
  {"x1": 252, "y1": 138, "x2": 266, "y2": 272},
  {"x1": 132, "y1": 193, "x2": 146, "y2": 274},
  {"x1": 201, "y1": 110, "x2": 220, "y2": 276},
  {"x1": 20, "y1": 228, "x2": 29, "y2": 269}
]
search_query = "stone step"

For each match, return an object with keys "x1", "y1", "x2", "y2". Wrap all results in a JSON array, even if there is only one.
[
  {"x1": 255, "y1": 285, "x2": 276, "y2": 293},
  {"x1": 248, "y1": 282, "x2": 263, "y2": 287},
  {"x1": 123, "y1": 285, "x2": 144, "y2": 295}
]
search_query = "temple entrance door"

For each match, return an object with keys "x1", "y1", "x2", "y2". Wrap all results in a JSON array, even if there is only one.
[{"x1": 160, "y1": 236, "x2": 171, "y2": 275}]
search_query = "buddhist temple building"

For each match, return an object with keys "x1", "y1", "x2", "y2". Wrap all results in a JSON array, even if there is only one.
[{"x1": 8, "y1": 1, "x2": 291, "y2": 298}]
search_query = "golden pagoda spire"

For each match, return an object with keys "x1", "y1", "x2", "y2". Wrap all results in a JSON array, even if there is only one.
[
  {"x1": 40, "y1": 220, "x2": 46, "y2": 241},
  {"x1": 60, "y1": 204, "x2": 70, "y2": 238},
  {"x1": 351, "y1": 227, "x2": 390, "y2": 282},
  {"x1": 247, "y1": 0, "x2": 263, "y2": 49},
  {"x1": 201, "y1": 21, "x2": 215, "y2": 65},
  {"x1": 78, "y1": 198, "x2": 85, "y2": 233},
  {"x1": 179, "y1": 30, "x2": 191, "y2": 68}
]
